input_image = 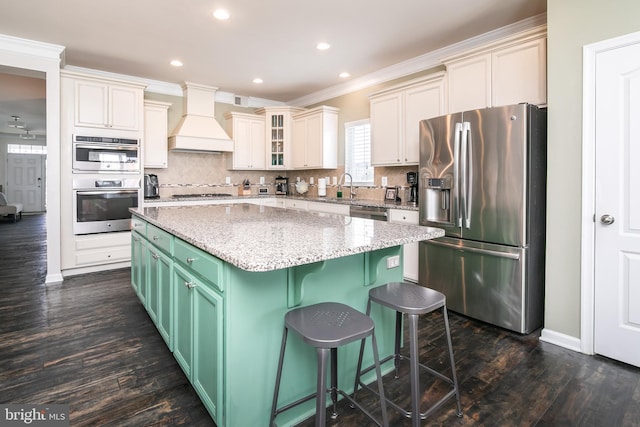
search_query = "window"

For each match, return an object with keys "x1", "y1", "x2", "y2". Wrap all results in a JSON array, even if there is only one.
[
  {"x1": 345, "y1": 119, "x2": 373, "y2": 185},
  {"x1": 7, "y1": 144, "x2": 47, "y2": 155}
]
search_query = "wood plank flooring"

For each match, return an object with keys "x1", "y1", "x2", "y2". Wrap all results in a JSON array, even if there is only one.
[{"x1": 1, "y1": 214, "x2": 639, "y2": 426}]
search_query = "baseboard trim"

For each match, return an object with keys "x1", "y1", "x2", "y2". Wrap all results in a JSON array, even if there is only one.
[{"x1": 539, "y1": 328, "x2": 584, "y2": 353}]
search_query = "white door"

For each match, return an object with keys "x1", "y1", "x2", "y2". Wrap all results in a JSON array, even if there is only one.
[
  {"x1": 594, "y1": 40, "x2": 640, "y2": 367},
  {"x1": 6, "y1": 153, "x2": 45, "y2": 212}
]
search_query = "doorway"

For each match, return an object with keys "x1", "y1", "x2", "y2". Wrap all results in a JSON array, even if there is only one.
[
  {"x1": 0, "y1": 35, "x2": 64, "y2": 284},
  {"x1": 582, "y1": 30, "x2": 640, "y2": 368}
]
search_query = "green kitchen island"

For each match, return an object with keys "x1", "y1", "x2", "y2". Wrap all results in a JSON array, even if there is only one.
[{"x1": 129, "y1": 203, "x2": 444, "y2": 427}]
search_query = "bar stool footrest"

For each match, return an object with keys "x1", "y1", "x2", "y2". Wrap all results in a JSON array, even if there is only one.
[{"x1": 356, "y1": 354, "x2": 459, "y2": 420}]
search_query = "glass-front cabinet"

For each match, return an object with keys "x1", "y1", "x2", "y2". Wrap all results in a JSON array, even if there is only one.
[{"x1": 257, "y1": 107, "x2": 305, "y2": 169}]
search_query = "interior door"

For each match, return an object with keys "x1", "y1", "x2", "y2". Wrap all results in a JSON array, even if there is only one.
[
  {"x1": 6, "y1": 153, "x2": 45, "y2": 212},
  {"x1": 594, "y1": 40, "x2": 640, "y2": 368}
]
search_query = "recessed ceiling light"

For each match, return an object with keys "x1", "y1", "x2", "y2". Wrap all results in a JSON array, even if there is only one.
[
  {"x1": 213, "y1": 9, "x2": 230, "y2": 20},
  {"x1": 339, "y1": 72, "x2": 350, "y2": 78},
  {"x1": 170, "y1": 59, "x2": 183, "y2": 67},
  {"x1": 253, "y1": 78, "x2": 263, "y2": 84},
  {"x1": 316, "y1": 42, "x2": 331, "y2": 51}
]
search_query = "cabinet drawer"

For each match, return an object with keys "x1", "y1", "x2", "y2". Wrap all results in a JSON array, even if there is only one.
[
  {"x1": 147, "y1": 223, "x2": 173, "y2": 255},
  {"x1": 388, "y1": 209, "x2": 419, "y2": 224},
  {"x1": 174, "y1": 239, "x2": 224, "y2": 292},
  {"x1": 131, "y1": 216, "x2": 147, "y2": 237},
  {"x1": 76, "y1": 244, "x2": 131, "y2": 266}
]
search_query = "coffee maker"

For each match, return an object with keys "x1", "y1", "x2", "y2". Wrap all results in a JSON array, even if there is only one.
[
  {"x1": 275, "y1": 176, "x2": 289, "y2": 195},
  {"x1": 144, "y1": 174, "x2": 160, "y2": 198},
  {"x1": 407, "y1": 172, "x2": 418, "y2": 205}
]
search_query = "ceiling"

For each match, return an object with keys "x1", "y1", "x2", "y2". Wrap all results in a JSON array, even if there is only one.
[{"x1": 0, "y1": 0, "x2": 546, "y2": 139}]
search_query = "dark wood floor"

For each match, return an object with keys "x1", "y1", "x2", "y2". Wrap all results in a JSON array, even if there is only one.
[{"x1": 1, "y1": 214, "x2": 639, "y2": 426}]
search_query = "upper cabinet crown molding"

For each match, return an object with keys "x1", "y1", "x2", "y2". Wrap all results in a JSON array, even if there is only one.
[{"x1": 440, "y1": 24, "x2": 547, "y2": 65}]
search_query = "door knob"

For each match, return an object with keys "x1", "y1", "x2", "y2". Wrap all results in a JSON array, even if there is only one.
[{"x1": 600, "y1": 214, "x2": 615, "y2": 225}]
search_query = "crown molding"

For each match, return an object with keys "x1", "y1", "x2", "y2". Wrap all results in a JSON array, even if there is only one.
[
  {"x1": 0, "y1": 33, "x2": 64, "y2": 63},
  {"x1": 62, "y1": 65, "x2": 283, "y2": 108},
  {"x1": 287, "y1": 13, "x2": 547, "y2": 107}
]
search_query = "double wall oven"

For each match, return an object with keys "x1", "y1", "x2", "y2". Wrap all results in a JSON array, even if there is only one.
[{"x1": 72, "y1": 135, "x2": 141, "y2": 235}]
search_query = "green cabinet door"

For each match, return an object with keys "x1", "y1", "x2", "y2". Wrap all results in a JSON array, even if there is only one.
[
  {"x1": 173, "y1": 264, "x2": 193, "y2": 378},
  {"x1": 131, "y1": 231, "x2": 147, "y2": 304},
  {"x1": 193, "y1": 276, "x2": 224, "y2": 424},
  {"x1": 172, "y1": 263, "x2": 224, "y2": 425},
  {"x1": 156, "y1": 250, "x2": 173, "y2": 351},
  {"x1": 147, "y1": 247, "x2": 162, "y2": 325}
]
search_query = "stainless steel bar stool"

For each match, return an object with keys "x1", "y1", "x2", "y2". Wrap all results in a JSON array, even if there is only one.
[
  {"x1": 354, "y1": 282, "x2": 462, "y2": 426},
  {"x1": 270, "y1": 302, "x2": 389, "y2": 427}
]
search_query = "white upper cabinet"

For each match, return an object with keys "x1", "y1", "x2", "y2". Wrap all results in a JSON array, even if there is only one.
[
  {"x1": 256, "y1": 107, "x2": 305, "y2": 170},
  {"x1": 225, "y1": 112, "x2": 266, "y2": 170},
  {"x1": 144, "y1": 100, "x2": 171, "y2": 168},
  {"x1": 446, "y1": 54, "x2": 492, "y2": 113},
  {"x1": 291, "y1": 106, "x2": 339, "y2": 169},
  {"x1": 73, "y1": 76, "x2": 144, "y2": 131},
  {"x1": 370, "y1": 73, "x2": 446, "y2": 166},
  {"x1": 491, "y1": 38, "x2": 547, "y2": 107},
  {"x1": 444, "y1": 28, "x2": 547, "y2": 113}
]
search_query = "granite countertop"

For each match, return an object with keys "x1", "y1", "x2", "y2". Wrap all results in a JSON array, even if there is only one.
[
  {"x1": 131, "y1": 203, "x2": 442, "y2": 272},
  {"x1": 144, "y1": 194, "x2": 420, "y2": 211}
]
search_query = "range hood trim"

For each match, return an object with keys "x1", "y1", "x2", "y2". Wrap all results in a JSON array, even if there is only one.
[{"x1": 168, "y1": 82, "x2": 234, "y2": 153}]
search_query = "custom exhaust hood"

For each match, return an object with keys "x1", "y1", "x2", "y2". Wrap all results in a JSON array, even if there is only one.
[{"x1": 168, "y1": 82, "x2": 233, "y2": 152}]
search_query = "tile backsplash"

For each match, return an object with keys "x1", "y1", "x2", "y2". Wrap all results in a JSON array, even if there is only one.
[{"x1": 146, "y1": 151, "x2": 417, "y2": 201}]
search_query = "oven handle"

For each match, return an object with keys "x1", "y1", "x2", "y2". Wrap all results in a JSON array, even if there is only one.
[
  {"x1": 73, "y1": 143, "x2": 139, "y2": 151},
  {"x1": 74, "y1": 189, "x2": 139, "y2": 195}
]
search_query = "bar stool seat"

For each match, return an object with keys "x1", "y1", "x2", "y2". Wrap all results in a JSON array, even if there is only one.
[
  {"x1": 270, "y1": 302, "x2": 388, "y2": 427},
  {"x1": 354, "y1": 282, "x2": 463, "y2": 426}
]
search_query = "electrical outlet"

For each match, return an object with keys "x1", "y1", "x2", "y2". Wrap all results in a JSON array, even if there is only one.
[
  {"x1": 386, "y1": 255, "x2": 400, "y2": 269},
  {"x1": 225, "y1": 176, "x2": 231, "y2": 185},
  {"x1": 381, "y1": 176, "x2": 388, "y2": 187}
]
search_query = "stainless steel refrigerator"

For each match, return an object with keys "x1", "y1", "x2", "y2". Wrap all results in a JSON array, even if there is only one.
[{"x1": 418, "y1": 103, "x2": 546, "y2": 333}]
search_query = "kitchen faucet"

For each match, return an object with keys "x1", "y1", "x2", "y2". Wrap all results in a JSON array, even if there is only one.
[{"x1": 338, "y1": 172, "x2": 357, "y2": 200}]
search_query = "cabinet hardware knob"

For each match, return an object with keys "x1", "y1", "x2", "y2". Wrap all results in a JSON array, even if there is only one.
[
  {"x1": 151, "y1": 253, "x2": 159, "y2": 260},
  {"x1": 186, "y1": 257, "x2": 196, "y2": 264},
  {"x1": 152, "y1": 235, "x2": 160, "y2": 240},
  {"x1": 184, "y1": 281, "x2": 195, "y2": 289}
]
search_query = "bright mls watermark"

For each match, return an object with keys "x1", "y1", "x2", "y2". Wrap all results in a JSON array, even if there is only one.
[{"x1": 1, "y1": 405, "x2": 69, "y2": 426}]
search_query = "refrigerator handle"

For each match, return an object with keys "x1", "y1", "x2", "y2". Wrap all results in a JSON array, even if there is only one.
[
  {"x1": 460, "y1": 122, "x2": 470, "y2": 228},
  {"x1": 425, "y1": 239, "x2": 521, "y2": 260},
  {"x1": 463, "y1": 121, "x2": 472, "y2": 229},
  {"x1": 454, "y1": 122, "x2": 462, "y2": 227}
]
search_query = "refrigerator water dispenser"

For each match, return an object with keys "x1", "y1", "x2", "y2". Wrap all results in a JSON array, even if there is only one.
[{"x1": 423, "y1": 177, "x2": 452, "y2": 224}]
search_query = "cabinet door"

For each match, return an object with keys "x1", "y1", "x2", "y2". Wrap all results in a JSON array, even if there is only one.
[
  {"x1": 305, "y1": 113, "x2": 324, "y2": 168},
  {"x1": 192, "y1": 279, "x2": 224, "y2": 424},
  {"x1": 144, "y1": 102, "x2": 170, "y2": 168},
  {"x1": 173, "y1": 265, "x2": 194, "y2": 378},
  {"x1": 492, "y1": 38, "x2": 547, "y2": 107},
  {"x1": 147, "y1": 246, "x2": 165, "y2": 325},
  {"x1": 404, "y1": 81, "x2": 445, "y2": 164},
  {"x1": 109, "y1": 86, "x2": 140, "y2": 131},
  {"x1": 231, "y1": 116, "x2": 253, "y2": 168},
  {"x1": 371, "y1": 92, "x2": 402, "y2": 165},
  {"x1": 156, "y1": 250, "x2": 173, "y2": 350},
  {"x1": 447, "y1": 53, "x2": 491, "y2": 113},
  {"x1": 75, "y1": 80, "x2": 109, "y2": 128},
  {"x1": 131, "y1": 232, "x2": 147, "y2": 303},
  {"x1": 249, "y1": 118, "x2": 266, "y2": 169},
  {"x1": 291, "y1": 117, "x2": 307, "y2": 168}
]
